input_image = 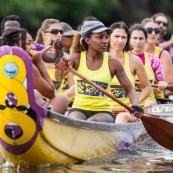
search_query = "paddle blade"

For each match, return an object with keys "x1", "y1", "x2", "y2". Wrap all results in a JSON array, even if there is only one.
[{"x1": 141, "y1": 114, "x2": 173, "y2": 151}]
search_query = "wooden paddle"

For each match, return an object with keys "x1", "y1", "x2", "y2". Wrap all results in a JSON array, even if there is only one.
[
  {"x1": 135, "y1": 81, "x2": 173, "y2": 92},
  {"x1": 69, "y1": 67, "x2": 173, "y2": 151}
]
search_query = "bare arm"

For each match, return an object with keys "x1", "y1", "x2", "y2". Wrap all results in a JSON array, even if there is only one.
[
  {"x1": 29, "y1": 49, "x2": 54, "y2": 88},
  {"x1": 43, "y1": 39, "x2": 64, "y2": 63},
  {"x1": 109, "y1": 57, "x2": 139, "y2": 106},
  {"x1": 159, "y1": 35, "x2": 173, "y2": 50},
  {"x1": 55, "y1": 52, "x2": 80, "y2": 82},
  {"x1": 65, "y1": 85, "x2": 75, "y2": 99},
  {"x1": 32, "y1": 65, "x2": 55, "y2": 99},
  {"x1": 160, "y1": 50, "x2": 173, "y2": 92},
  {"x1": 130, "y1": 54, "x2": 151, "y2": 103},
  {"x1": 67, "y1": 72, "x2": 75, "y2": 87}
]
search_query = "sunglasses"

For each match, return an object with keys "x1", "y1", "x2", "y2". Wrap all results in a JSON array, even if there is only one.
[
  {"x1": 146, "y1": 27, "x2": 160, "y2": 34},
  {"x1": 45, "y1": 29, "x2": 64, "y2": 35},
  {"x1": 155, "y1": 21, "x2": 168, "y2": 27}
]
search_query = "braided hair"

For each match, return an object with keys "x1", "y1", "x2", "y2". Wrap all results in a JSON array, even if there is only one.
[{"x1": 1, "y1": 28, "x2": 27, "y2": 50}]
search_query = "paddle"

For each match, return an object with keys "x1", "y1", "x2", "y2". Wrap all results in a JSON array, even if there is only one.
[
  {"x1": 69, "y1": 67, "x2": 173, "y2": 151},
  {"x1": 135, "y1": 81, "x2": 173, "y2": 92}
]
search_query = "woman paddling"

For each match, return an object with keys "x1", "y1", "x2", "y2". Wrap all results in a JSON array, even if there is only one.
[
  {"x1": 129, "y1": 23, "x2": 167, "y2": 107},
  {"x1": 55, "y1": 20, "x2": 144, "y2": 123},
  {"x1": 108, "y1": 21, "x2": 151, "y2": 123}
]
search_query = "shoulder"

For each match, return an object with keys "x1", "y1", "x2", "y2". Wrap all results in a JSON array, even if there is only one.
[
  {"x1": 160, "y1": 49, "x2": 171, "y2": 60},
  {"x1": 109, "y1": 55, "x2": 122, "y2": 66},
  {"x1": 108, "y1": 55, "x2": 127, "y2": 78},
  {"x1": 128, "y1": 52, "x2": 139, "y2": 60},
  {"x1": 161, "y1": 49, "x2": 170, "y2": 56},
  {"x1": 69, "y1": 52, "x2": 81, "y2": 70},
  {"x1": 69, "y1": 52, "x2": 80, "y2": 60},
  {"x1": 128, "y1": 52, "x2": 143, "y2": 65}
]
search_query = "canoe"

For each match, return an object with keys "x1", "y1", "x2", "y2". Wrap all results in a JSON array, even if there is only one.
[
  {"x1": 148, "y1": 104, "x2": 173, "y2": 117},
  {"x1": 0, "y1": 46, "x2": 149, "y2": 167}
]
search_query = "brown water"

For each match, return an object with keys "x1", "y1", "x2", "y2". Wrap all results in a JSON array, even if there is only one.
[{"x1": 0, "y1": 137, "x2": 173, "y2": 173}]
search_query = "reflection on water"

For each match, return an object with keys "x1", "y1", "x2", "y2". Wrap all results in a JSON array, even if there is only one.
[{"x1": 1, "y1": 137, "x2": 173, "y2": 173}]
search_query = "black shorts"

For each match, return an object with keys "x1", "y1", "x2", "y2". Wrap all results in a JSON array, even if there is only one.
[{"x1": 69, "y1": 108, "x2": 115, "y2": 121}]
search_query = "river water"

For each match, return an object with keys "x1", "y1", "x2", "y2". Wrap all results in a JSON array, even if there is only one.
[{"x1": 0, "y1": 137, "x2": 173, "y2": 173}]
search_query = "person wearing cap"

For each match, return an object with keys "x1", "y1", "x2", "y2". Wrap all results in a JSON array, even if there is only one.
[
  {"x1": 55, "y1": 20, "x2": 144, "y2": 123},
  {"x1": 61, "y1": 22, "x2": 77, "y2": 54},
  {"x1": 58, "y1": 22, "x2": 77, "y2": 103}
]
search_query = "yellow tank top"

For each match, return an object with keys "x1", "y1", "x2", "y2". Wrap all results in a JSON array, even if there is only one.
[
  {"x1": 153, "y1": 46, "x2": 164, "y2": 99},
  {"x1": 48, "y1": 69, "x2": 61, "y2": 94},
  {"x1": 59, "y1": 76, "x2": 69, "y2": 93},
  {"x1": 135, "y1": 52, "x2": 156, "y2": 107},
  {"x1": 72, "y1": 51, "x2": 112, "y2": 111},
  {"x1": 109, "y1": 52, "x2": 135, "y2": 110},
  {"x1": 154, "y1": 46, "x2": 160, "y2": 56},
  {"x1": 60, "y1": 76, "x2": 74, "y2": 103}
]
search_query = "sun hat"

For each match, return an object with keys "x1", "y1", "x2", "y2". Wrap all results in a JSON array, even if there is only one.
[
  {"x1": 80, "y1": 21, "x2": 112, "y2": 44},
  {"x1": 61, "y1": 22, "x2": 77, "y2": 36}
]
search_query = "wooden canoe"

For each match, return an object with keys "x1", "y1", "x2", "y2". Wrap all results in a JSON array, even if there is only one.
[
  {"x1": 147, "y1": 104, "x2": 173, "y2": 117},
  {"x1": 0, "y1": 46, "x2": 149, "y2": 167}
]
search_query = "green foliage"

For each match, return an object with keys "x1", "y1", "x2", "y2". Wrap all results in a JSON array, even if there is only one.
[
  {"x1": 0, "y1": 0, "x2": 120, "y2": 36},
  {"x1": 0, "y1": 0, "x2": 173, "y2": 37}
]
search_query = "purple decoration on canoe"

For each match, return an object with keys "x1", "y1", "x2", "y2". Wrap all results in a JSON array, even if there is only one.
[
  {"x1": 5, "y1": 122, "x2": 23, "y2": 139},
  {"x1": 6, "y1": 92, "x2": 17, "y2": 106},
  {"x1": 0, "y1": 46, "x2": 48, "y2": 155}
]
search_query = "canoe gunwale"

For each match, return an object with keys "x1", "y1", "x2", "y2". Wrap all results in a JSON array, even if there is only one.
[{"x1": 48, "y1": 111, "x2": 144, "y2": 131}]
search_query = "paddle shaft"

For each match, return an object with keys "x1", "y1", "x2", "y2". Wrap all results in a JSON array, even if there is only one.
[
  {"x1": 135, "y1": 81, "x2": 173, "y2": 91},
  {"x1": 69, "y1": 67, "x2": 135, "y2": 113}
]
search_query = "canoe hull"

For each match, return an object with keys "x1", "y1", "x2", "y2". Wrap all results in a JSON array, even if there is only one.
[
  {"x1": 0, "y1": 113, "x2": 148, "y2": 166},
  {"x1": 0, "y1": 46, "x2": 148, "y2": 167}
]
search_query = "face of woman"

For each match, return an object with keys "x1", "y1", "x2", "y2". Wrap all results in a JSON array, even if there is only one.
[
  {"x1": 130, "y1": 30, "x2": 146, "y2": 53},
  {"x1": 144, "y1": 22, "x2": 160, "y2": 45},
  {"x1": 42, "y1": 23, "x2": 63, "y2": 46},
  {"x1": 25, "y1": 33, "x2": 35, "y2": 53},
  {"x1": 86, "y1": 31, "x2": 109, "y2": 52},
  {"x1": 109, "y1": 28, "x2": 127, "y2": 51}
]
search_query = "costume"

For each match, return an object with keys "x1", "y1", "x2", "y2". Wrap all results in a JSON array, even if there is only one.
[
  {"x1": 35, "y1": 43, "x2": 61, "y2": 93},
  {"x1": 153, "y1": 46, "x2": 165, "y2": 99},
  {"x1": 59, "y1": 51, "x2": 71, "y2": 94},
  {"x1": 160, "y1": 39, "x2": 171, "y2": 52},
  {"x1": 133, "y1": 52, "x2": 157, "y2": 106},
  {"x1": 109, "y1": 52, "x2": 135, "y2": 110},
  {"x1": 72, "y1": 51, "x2": 112, "y2": 112}
]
